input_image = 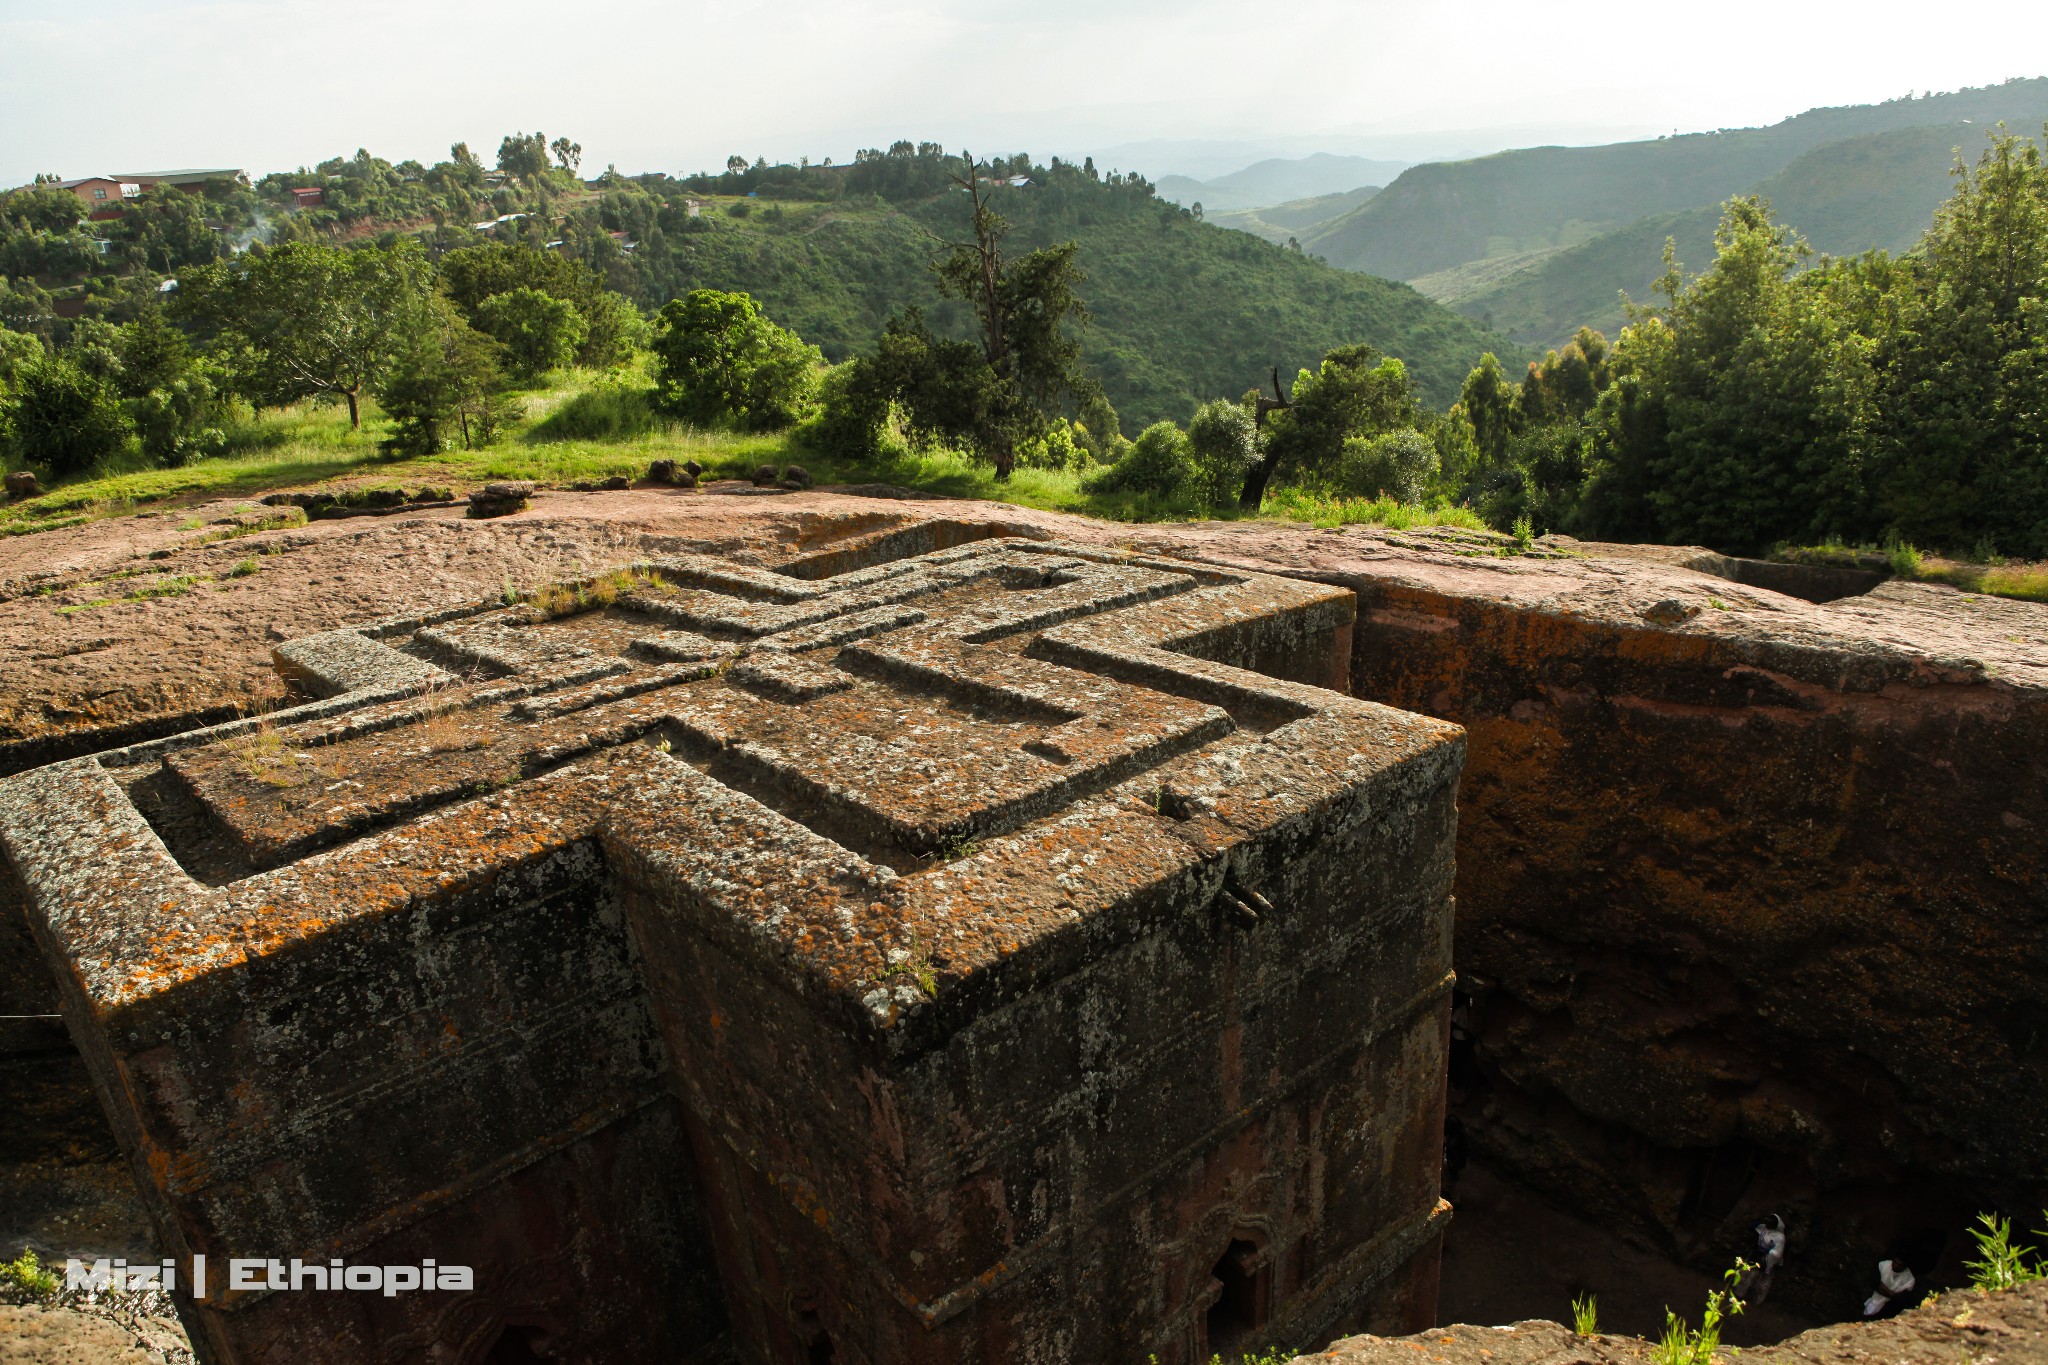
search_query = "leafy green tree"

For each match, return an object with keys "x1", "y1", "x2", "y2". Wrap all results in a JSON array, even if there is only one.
[
  {"x1": 651, "y1": 289, "x2": 820, "y2": 430},
  {"x1": 475, "y1": 287, "x2": 586, "y2": 379},
  {"x1": 378, "y1": 298, "x2": 515, "y2": 454},
  {"x1": 1075, "y1": 391, "x2": 1125, "y2": 461},
  {"x1": 577, "y1": 289, "x2": 646, "y2": 367},
  {"x1": 925, "y1": 153, "x2": 1095, "y2": 475},
  {"x1": 127, "y1": 373, "x2": 227, "y2": 467},
  {"x1": 550, "y1": 137, "x2": 583, "y2": 176},
  {"x1": 114, "y1": 307, "x2": 191, "y2": 396},
  {"x1": 804, "y1": 359, "x2": 894, "y2": 458},
  {"x1": 1872, "y1": 131, "x2": 2048, "y2": 555},
  {"x1": 824, "y1": 308, "x2": 1005, "y2": 458},
  {"x1": 439, "y1": 242, "x2": 580, "y2": 314},
  {"x1": 1428, "y1": 408, "x2": 1483, "y2": 494},
  {"x1": 108, "y1": 308, "x2": 232, "y2": 466},
  {"x1": 1255, "y1": 344, "x2": 1417, "y2": 499},
  {"x1": 1511, "y1": 328, "x2": 1609, "y2": 429},
  {"x1": 175, "y1": 240, "x2": 434, "y2": 427},
  {"x1": 1618, "y1": 199, "x2": 1873, "y2": 549},
  {"x1": 1456, "y1": 352, "x2": 1515, "y2": 472},
  {"x1": 108, "y1": 185, "x2": 223, "y2": 273},
  {"x1": 497, "y1": 132, "x2": 552, "y2": 181},
  {"x1": 2, "y1": 185, "x2": 85, "y2": 235},
  {"x1": 1185, "y1": 398, "x2": 1258, "y2": 506},
  {"x1": 438, "y1": 242, "x2": 639, "y2": 367},
  {"x1": 2, "y1": 356, "x2": 131, "y2": 476},
  {"x1": 0, "y1": 326, "x2": 40, "y2": 393},
  {"x1": 1337, "y1": 428, "x2": 1439, "y2": 503},
  {"x1": 1576, "y1": 314, "x2": 1671, "y2": 539}
]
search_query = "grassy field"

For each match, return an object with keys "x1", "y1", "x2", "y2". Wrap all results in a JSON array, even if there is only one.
[{"x1": 0, "y1": 367, "x2": 1490, "y2": 541}]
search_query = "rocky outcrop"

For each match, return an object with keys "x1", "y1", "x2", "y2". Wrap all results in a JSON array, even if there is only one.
[
  {"x1": 1294, "y1": 1282, "x2": 2048, "y2": 1364},
  {"x1": 1103, "y1": 520, "x2": 2047, "y2": 1310},
  {"x1": 0, "y1": 493, "x2": 2041, "y2": 1320}
]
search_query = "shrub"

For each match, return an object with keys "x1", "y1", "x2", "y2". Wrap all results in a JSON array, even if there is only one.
[
  {"x1": 577, "y1": 291, "x2": 648, "y2": 369},
  {"x1": 1186, "y1": 398, "x2": 1257, "y2": 506},
  {"x1": 1084, "y1": 420, "x2": 1195, "y2": 498},
  {"x1": 802, "y1": 360, "x2": 893, "y2": 459},
  {"x1": 2, "y1": 357, "x2": 131, "y2": 476},
  {"x1": 651, "y1": 289, "x2": 820, "y2": 431},
  {"x1": 1018, "y1": 422, "x2": 1088, "y2": 472},
  {"x1": 1336, "y1": 427, "x2": 1438, "y2": 504},
  {"x1": 1075, "y1": 391, "x2": 1127, "y2": 463},
  {"x1": 1885, "y1": 535, "x2": 1924, "y2": 578},
  {"x1": 128, "y1": 373, "x2": 229, "y2": 468},
  {"x1": 475, "y1": 287, "x2": 587, "y2": 380},
  {"x1": 850, "y1": 308, "x2": 1010, "y2": 462}
]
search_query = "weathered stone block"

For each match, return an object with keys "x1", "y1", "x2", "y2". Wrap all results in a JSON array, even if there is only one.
[{"x1": 0, "y1": 538, "x2": 1463, "y2": 1363}]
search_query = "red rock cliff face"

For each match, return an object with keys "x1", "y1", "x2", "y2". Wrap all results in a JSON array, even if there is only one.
[{"x1": 1132, "y1": 522, "x2": 2047, "y2": 1311}]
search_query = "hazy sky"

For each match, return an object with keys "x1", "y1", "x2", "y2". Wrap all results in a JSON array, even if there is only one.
[{"x1": 4, "y1": 0, "x2": 2045, "y2": 186}]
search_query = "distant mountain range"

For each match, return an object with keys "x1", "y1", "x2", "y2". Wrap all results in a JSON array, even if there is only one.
[
  {"x1": 1153, "y1": 153, "x2": 1410, "y2": 212},
  {"x1": 1425, "y1": 121, "x2": 2011, "y2": 344},
  {"x1": 1208, "y1": 186, "x2": 1383, "y2": 244},
  {"x1": 1292, "y1": 78, "x2": 2048, "y2": 347},
  {"x1": 1089, "y1": 126, "x2": 1661, "y2": 182}
]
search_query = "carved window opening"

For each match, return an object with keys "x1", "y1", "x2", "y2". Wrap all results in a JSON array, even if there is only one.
[{"x1": 1205, "y1": 1238, "x2": 1269, "y2": 1357}]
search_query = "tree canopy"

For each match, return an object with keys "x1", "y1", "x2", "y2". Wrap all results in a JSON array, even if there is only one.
[
  {"x1": 174, "y1": 240, "x2": 434, "y2": 427},
  {"x1": 650, "y1": 289, "x2": 820, "y2": 431}
]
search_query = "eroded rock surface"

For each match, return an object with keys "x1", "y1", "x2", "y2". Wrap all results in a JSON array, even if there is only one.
[
  {"x1": 1296, "y1": 1281, "x2": 2048, "y2": 1364},
  {"x1": 2, "y1": 489, "x2": 2042, "y2": 1323},
  {"x1": 1, "y1": 530, "x2": 1459, "y2": 1364}
]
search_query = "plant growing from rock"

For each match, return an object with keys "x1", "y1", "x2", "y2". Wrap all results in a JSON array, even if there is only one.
[
  {"x1": 1652, "y1": 1263, "x2": 1745, "y2": 1365},
  {"x1": 1966, "y1": 1212, "x2": 2047, "y2": 1290},
  {"x1": 2, "y1": 1246, "x2": 60, "y2": 1299}
]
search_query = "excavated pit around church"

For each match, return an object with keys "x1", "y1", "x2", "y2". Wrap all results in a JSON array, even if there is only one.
[{"x1": 1, "y1": 493, "x2": 2041, "y2": 1350}]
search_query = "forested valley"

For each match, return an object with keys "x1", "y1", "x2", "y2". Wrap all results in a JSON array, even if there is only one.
[{"x1": 2, "y1": 125, "x2": 2046, "y2": 598}]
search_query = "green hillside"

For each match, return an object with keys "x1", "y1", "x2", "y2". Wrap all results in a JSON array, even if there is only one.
[
  {"x1": 1211, "y1": 186, "x2": 1380, "y2": 243},
  {"x1": 1451, "y1": 121, "x2": 2024, "y2": 345},
  {"x1": 576, "y1": 160, "x2": 1514, "y2": 425},
  {"x1": 1301, "y1": 78, "x2": 2048, "y2": 281}
]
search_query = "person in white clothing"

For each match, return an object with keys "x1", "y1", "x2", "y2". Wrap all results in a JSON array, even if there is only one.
[{"x1": 1861, "y1": 1256, "x2": 1916, "y2": 1318}]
